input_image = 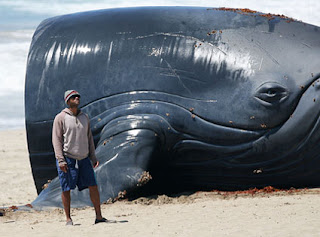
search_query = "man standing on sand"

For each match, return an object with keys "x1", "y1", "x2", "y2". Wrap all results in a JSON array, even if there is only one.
[{"x1": 52, "y1": 90, "x2": 107, "y2": 225}]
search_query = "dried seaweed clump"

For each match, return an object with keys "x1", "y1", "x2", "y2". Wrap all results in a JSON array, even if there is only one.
[
  {"x1": 42, "y1": 179, "x2": 52, "y2": 190},
  {"x1": 137, "y1": 171, "x2": 152, "y2": 187},
  {"x1": 211, "y1": 7, "x2": 296, "y2": 23}
]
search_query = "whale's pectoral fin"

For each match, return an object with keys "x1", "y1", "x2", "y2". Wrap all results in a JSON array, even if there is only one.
[
  {"x1": 94, "y1": 127, "x2": 160, "y2": 202},
  {"x1": 31, "y1": 128, "x2": 160, "y2": 208}
]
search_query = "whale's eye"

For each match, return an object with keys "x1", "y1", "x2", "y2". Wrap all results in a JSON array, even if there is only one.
[{"x1": 255, "y1": 82, "x2": 288, "y2": 104}]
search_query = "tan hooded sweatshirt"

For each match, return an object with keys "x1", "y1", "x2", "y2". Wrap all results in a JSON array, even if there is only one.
[{"x1": 52, "y1": 108, "x2": 97, "y2": 165}]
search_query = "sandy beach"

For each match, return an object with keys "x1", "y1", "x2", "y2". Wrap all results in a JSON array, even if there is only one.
[{"x1": 1, "y1": 129, "x2": 320, "y2": 237}]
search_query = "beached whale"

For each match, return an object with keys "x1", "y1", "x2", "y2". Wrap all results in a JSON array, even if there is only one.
[{"x1": 25, "y1": 7, "x2": 320, "y2": 207}]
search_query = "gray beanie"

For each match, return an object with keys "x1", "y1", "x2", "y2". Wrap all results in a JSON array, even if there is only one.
[{"x1": 64, "y1": 90, "x2": 80, "y2": 104}]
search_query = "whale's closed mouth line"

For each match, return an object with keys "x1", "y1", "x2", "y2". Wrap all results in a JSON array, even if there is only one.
[
  {"x1": 79, "y1": 92, "x2": 269, "y2": 148},
  {"x1": 81, "y1": 91, "x2": 266, "y2": 132},
  {"x1": 80, "y1": 90, "x2": 219, "y2": 108},
  {"x1": 83, "y1": 96, "x2": 265, "y2": 134}
]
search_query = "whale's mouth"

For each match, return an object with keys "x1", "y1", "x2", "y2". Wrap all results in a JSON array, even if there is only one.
[
  {"x1": 80, "y1": 72, "x2": 319, "y2": 164},
  {"x1": 82, "y1": 73, "x2": 320, "y2": 170}
]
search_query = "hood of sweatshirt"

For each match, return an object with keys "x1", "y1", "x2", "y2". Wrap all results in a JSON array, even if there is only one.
[{"x1": 62, "y1": 108, "x2": 82, "y2": 116}]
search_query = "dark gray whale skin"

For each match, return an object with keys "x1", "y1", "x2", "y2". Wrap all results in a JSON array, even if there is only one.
[{"x1": 25, "y1": 7, "x2": 320, "y2": 207}]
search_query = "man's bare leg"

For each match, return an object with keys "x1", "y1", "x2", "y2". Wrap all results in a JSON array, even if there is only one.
[
  {"x1": 88, "y1": 185, "x2": 103, "y2": 220},
  {"x1": 61, "y1": 190, "x2": 72, "y2": 223}
]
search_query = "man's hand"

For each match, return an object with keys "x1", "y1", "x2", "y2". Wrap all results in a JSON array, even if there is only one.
[
  {"x1": 59, "y1": 163, "x2": 68, "y2": 173},
  {"x1": 93, "y1": 161, "x2": 99, "y2": 168}
]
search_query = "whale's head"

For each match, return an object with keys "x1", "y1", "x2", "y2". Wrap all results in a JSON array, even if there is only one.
[{"x1": 25, "y1": 7, "x2": 320, "y2": 192}]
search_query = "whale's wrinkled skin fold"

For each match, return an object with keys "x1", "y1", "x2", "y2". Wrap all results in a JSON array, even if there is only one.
[{"x1": 25, "y1": 7, "x2": 320, "y2": 208}]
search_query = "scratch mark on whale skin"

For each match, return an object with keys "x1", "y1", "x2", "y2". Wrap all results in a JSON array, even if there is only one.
[
  {"x1": 301, "y1": 42, "x2": 312, "y2": 49},
  {"x1": 163, "y1": 59, "x2": 192, "y2": 95},
  {"x1": 254, "y1": 41, "x2": 280, "y2": 66},
  {"x1": 129, "y1": 32, "x2": 228, "y2": 55}
]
